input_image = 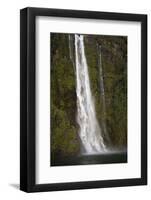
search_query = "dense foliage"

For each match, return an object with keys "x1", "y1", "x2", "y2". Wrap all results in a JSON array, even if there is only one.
[{"x1": 51, "y1": 33, "x2": 127, "y2": 164}]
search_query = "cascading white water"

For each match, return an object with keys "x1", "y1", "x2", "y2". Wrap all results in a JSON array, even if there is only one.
[{"x1": 75, "y1": 34, "x2": 106, "y2": 154}]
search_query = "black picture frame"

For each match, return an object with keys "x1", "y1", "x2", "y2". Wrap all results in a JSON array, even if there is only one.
[{"x1": 20, "y1": 7, "x2": 147, "y2": 192}]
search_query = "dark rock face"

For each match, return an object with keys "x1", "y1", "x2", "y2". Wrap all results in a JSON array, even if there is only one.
[
  {"x1": 51, "y1": 33, "x2": 80, "y2": 160},
  {"x1": 84, "y1": 34, "x2": 127, "y2": 149}
]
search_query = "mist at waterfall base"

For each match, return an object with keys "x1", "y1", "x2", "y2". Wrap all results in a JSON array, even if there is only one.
[{"x1": 51, "y1": 33, "x2": 127, "y2": 167}]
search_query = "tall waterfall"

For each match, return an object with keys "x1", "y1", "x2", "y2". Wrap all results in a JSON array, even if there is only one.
[
  {"x1": 75, "y1": 34, "x2": 106, "y2": 154},
  {"x1": 99, "y1": 45, "x2": 110, "y2": 144},
  {"x1": 99, "y1": 46, "x2": 106, "y2": 114}
]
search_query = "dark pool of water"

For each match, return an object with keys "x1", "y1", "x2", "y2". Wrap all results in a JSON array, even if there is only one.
[{"x1": 51, "y1": 152, "x2": 127, "y2": 167}]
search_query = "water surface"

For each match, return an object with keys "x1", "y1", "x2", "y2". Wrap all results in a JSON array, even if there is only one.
[{"x1": 51, "y1": 152, "x2": 127, "y2": 167}]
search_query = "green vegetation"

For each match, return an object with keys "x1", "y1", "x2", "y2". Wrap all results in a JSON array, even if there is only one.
[
  {"x1": 51, "y1": 33, "x2": 80, "y2": 162},
  {"x1": 84, "y1": 35, "x2": 127, "y2": 148},
  {"x1": 51, "y1": 33, "x2": 127, "y2": 163}
]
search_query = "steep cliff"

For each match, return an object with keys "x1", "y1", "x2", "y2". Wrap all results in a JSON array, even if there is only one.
[{"x1": 51, "y1": 33, "x2": 127, "y2": 162}]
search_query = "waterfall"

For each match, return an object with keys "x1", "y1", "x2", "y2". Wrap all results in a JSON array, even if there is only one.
[
  {"x1": 99, "y1": 45, "x2": 110, "y2": 144},
  {"x1": 68, "y1": 34, "x2": 75, "y2": 72},
  {"x1": 75, "y1": 34, "x2": 106, "y2": 154},
  {"x1": 69, "y1": 35, "x2": 74, "y2": 65},
  {"x1": 99, "y1": 46, "x2": 106, "y2": 112}
]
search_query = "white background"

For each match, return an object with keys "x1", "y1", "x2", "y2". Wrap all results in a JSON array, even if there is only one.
[
  {"x1": 36, "y1": 17, "x2": 141, "y2": 183},
  {"x1": 0, "y1": 0, "x2": 150, "y2": 199}
]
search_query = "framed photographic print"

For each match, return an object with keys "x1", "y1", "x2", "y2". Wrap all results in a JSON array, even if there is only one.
[{"x1": 20, "y1": 7, "x2": 147, "y2": 192}]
